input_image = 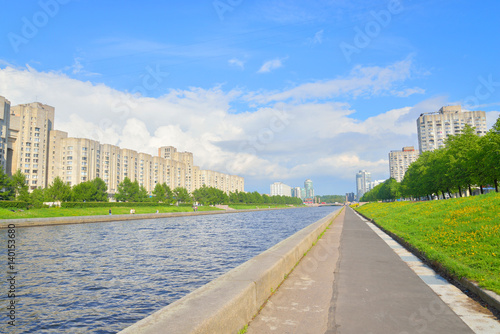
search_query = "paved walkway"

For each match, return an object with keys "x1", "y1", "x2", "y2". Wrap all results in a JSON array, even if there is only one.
[{"x1": 247, "y1": 206, "x2": 500, "y2": 334}]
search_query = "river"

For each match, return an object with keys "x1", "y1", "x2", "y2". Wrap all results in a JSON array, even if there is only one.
[{"x1": 1, "y1": 206, "x2": 340, "y2": 333}]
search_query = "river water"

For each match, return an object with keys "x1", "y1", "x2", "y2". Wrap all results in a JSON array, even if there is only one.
[{"x1": 1, "y1": 206, "x2": 340, "y2": 333}]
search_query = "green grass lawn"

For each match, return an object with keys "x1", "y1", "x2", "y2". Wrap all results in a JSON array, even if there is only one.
[
  {"x1": 0, "y1": 205, "x2": 222, "y2": 220},
  {"x1": 355, "y1": 192, "x2": 500, "y2": 294}
]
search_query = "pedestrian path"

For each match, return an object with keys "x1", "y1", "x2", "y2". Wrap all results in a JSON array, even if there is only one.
[{"x1": 246, "y1": 206, "x2": 500, "y2": 334}]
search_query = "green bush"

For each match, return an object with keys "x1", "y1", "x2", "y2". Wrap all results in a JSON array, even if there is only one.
[{"x1": 0, "y1": 201, "x2": 29, "y2": 209}]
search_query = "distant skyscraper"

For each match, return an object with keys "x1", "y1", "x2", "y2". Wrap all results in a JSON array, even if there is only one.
[
  {"x1": 389, "y1": 146, "x2": 419, "y2": 182},
  {"x1": 417, "y1": 105, "x2": 487, "y2": 153},
  {"x1": 346, "y1": 192, "x2": 355, "y2": 202},
  {"x1": 292, "y1": 186, "x2": 302, "y2": 198},
  {"x1": 304, "y1": 179, "x2": 314, "y2": 198},
  {"x1": 356, "y1": 170, "x2": 371, "y2": 200},
  {"x1": 270, "y1": 182, "x2": 292, "y2": 197}
]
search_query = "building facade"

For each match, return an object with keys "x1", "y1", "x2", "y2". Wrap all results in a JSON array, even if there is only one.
[
  {"x1": 417, "y1": 105, "x2": 487, "y2": 153},
  {"x1": 389, "y1": 146, "x2": 419, "y2": 182},
  {"x1": 270, "y1": 182, "x2": 292, "y2": 197},
  {"x1": 9, "y1": 102, "x2": 55, "y2": 190},
  {"x1": 356, "y1": 170, "x2": 371, "y2": 200},
  {"x1": 292, "y1": 186, "x2": 302, "y2": 198},
  {"x1": 1, "y1": 96, "x2": 244, "y2": 195},
  {"x1": 0, "y1": 96, "x2": 10, "y2": 172},
  {"x1": 304, "y1": 179, "x2": 314, "y2": 198}
]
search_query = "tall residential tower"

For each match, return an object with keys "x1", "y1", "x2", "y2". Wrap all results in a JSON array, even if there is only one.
[
  {"x1": 389, "y1": 146, "x2": 419, "y2": 182},
  {"x1": 417, "y1": 105, "x2": 487, "y2": 153},
  {"x1": 356, "y1": 170, "x2": 371, "y2": 200}
]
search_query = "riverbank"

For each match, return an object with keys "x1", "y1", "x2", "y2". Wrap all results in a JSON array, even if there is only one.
[
  {"x1": 354, "y1": 192, "x2": 500, "y2": 296},
  {"x1": 0, "y1": 206, "x2": 302, "y2": 229}
]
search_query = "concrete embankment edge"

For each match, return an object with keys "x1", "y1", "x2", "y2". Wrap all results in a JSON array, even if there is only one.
[
  {"x1": 0, "y1": 207, "x2": 296, "y2": 229},
  {"x1": 118, "y1": 207, "x2": 344, "y2": 334},
  {"x1": 355, "y1": 209, "x2": 500, "y2": 315}
]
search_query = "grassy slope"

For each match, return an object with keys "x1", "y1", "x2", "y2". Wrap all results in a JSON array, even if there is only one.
[
  {"x1": 0, "y1": 205, "x2": 221, "y2": 220},
  {"x1": 355, "y1": 192, "x2": 500, "y2": 294}
]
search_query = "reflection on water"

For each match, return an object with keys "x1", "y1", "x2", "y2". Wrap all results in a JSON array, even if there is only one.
[{"x1": 0, "y1": 206, "x2": 339, "y2": 333}]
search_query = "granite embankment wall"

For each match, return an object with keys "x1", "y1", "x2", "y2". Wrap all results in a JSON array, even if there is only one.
[{"x1": 118, "y1": 207, "x2": 343, "y2": 334}]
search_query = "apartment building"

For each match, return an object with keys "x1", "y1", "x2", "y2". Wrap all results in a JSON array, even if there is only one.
[
  {"x1": 417, "y1": 105, "x2": 487, "y2": 153},
  {"x1": 45, "y1": 131, "x2": 244, "y2": 195},
  {"x1": 0, "y1": 96, "x2": 244, "y2": 195},
  {"x1": 389, "y1": 146, "x2": 419, "y2": 182},
  {"x1": 270, "y1": 182, "x2": 292, "y2": 197},
  {"x1": 356, "y1": 170, "x2": 371, "y2": 200},
  {"x1": 9, "y1": 102, "x2": 55, "y2": 190}
]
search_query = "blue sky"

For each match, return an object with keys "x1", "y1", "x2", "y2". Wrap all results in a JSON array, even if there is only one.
[{"x1": 1, "y1": 0, "x2": 499, "y2": 195}]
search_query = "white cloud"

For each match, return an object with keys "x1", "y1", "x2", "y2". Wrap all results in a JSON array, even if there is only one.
[
  {"x1": 228, "y1": 58, "x2": 245, "y2": 69},
  {"x1": 257, "y1": 57, "x2": 286, "y2": 73},
  {"x1": 248, "y1": 58, "x2": 423, "y2": 103}
]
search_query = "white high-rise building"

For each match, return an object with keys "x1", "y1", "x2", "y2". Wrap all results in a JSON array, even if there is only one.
[
  {"x1": 9, "y1": 102, "x2": 55, "y2": 190},
  {"x1": 270, "y1": 182, "x2": 292, "y2": 197},
  {"x1": 417, "y1": 105, "x2": 487, "y2": 153},
  {"x1": 389, "y1": 146, "x2": 419, "y2": 182},
  {"x1": 356, "y1": 170, "x2": 371, "y2": 200}
]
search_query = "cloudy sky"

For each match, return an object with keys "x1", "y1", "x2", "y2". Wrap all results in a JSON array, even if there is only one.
[{"x1": 1, "y1": 0, "x2": 499, "y2": 195}]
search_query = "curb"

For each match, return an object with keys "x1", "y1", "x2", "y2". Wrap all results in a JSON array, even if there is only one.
[
  {"x1": 118, "y1": 207, "x2": 344, "y2": 334},
  {"x1": 354, "y1": 208, "x2": 500, "y2": 315}
]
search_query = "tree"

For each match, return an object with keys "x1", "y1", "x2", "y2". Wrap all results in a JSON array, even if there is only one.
[
  {"x1": 445, "y1": 125, "x2": 480, "y2": 196},
  {"x1": 153, "y1": 183, "x2": 173, "y2": 203},
  {"x1": 29, "y1": 187, "x2": 47, "y2": 208},
  {"x1": 115, "y1": 177, "x2": 140, "y2": 202},
  {"x1": 476, "y1": 116, "x2": 500, "y2": 192},
  {"x1": 92, "y1": 178, "x2": 108, "y2": 201},
  {"x1": 173, "y1": 187, "x2": 192, "y2": 204},
  {"x1": 137, "y1": 185, "x2": 149, "y2": 202},
  {"x1": 153, "y1": 183, "x2": 166, "y2": 202},
  {"x1": 46, "y1": 176, "x2": 71, "y2": 202},
  {"x1": 0, "y1": 167, "x2": 13, "y2": 200},
  {"x1": 72, "y1": 178, "x2": 108, "y2": 202},
  {"x1": 11, "y1": 169, "x2": 29, "y2": 201}
]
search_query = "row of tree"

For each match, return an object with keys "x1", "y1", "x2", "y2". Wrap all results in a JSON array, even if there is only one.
[
  {"x1": 361, "y1": 117, "x2": 500, "y2": 202},
  {"x1": 0, "y1": 170, "x2": 109, "y2": 205},
  {"x1": 0, "y1": 171, "x2": 303, "y2": 206}
]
